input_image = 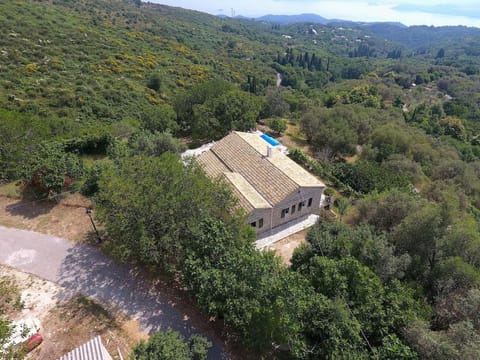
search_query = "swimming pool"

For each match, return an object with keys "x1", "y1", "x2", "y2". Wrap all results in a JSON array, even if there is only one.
[{"x1": 260, "y1": 133, "x2": 280, "y2": 146}]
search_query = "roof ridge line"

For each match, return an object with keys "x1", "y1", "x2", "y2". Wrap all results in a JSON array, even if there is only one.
[
  {"x1": 210, "y1": 142, "x2": 235, "y2": 173},
  {"x1": 224, "y1": 171, "x2": 273, "y2": 208},
  {"x1": 232, "y1": 131, "x2": 266, "y2": 157}
]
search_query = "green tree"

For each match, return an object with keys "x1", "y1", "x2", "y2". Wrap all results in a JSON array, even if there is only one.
[
  {"x1": 81, "y1": 161, "x2": 111, "y2": 196},
  {"x1": 140, "y1": 104, "x2": 178, "y2": 133},
  {"x1": 191, "y1": 89, "x2": 261, "y2": 140},
  {"x1": 383, "y1": 154, "x2": 424, "y2": 184},
  {"x1": 174, "y1": 80, "x2": 233, "y2": 133},
  {"x1": 96, "y1": 153, "x2": 236, "y2": 270},
  {"x1": 182, "y1": 219, "x2": 367, "y2": 357},
  {"x1": 21, "y1": 141, "x2": 83, "y2": 196},
  {"x1": 354, "y1": 190, "x2": 423, "y2": 232},
  {"x1": 296, "y1": 256, "x2": 420, "y2": 348},
  {"x1": 301, "y1": 106, "x2": 358, "y2": 158},
  {"x1": 146, "y1": 73, "x2": 162, "y2": 92},
  {"x1": 439, "y1": 117, "x2": 467, "y2": 141},
  {"x1": 0, "y1": 110, "x2": 54, "y2": 181},
  {"x1": 293, "y1": 220, "x2": 412, "y2": 283},
  {"x1": 182, "y1": 218, "x2": 283, "y2": 350},
  {"x1": 263, "y1": 86, "x2": 289, "y2": 118},
  {"x1": 404, "y1": 320, "x2": 459, "y2": 360},
  {"x1": 392, "y1": 203, "x2": 450, "y2": 286},
  {"x1": 188, "y1": 335, "x2": 212, "y2": 360},
  {"x1": 436, "y1": 48, "x2": 445, "y2": 59},
  {"x1": 370, "y1": 124, "x2": 413, "y2": 162},
  {"x1": 375, "y1": 334, "x2": 418, "y2": 359},
  {"x1": 268, "y1": 118, "x2": 287, "y2": 135},
  {"x1": 130, "y1": 330, "x2": 212, "y2": 360},
  {"x1": 342, "y1": 85, "x2": 382, "y2": 108},
  {"x1": 290, "y1": 292, "x2": 365, "y2": 359},
  {"x1": 432, "y1": 257, "x2": 480, "y2": 311},
  {"x1": 333, "y1": 161, "x2": 409, "y2": 194},
  {"x1": 129, "y1": 131, "x2": 186, "y2": 156},
  {"x1": 335, "y1": 197, "x2": 349, "y2": 218}
]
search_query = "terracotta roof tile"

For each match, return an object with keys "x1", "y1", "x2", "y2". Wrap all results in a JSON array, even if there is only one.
[
  {"x1": 197, "y1": 149, "x2": 229, "y2": 178},
  {"x1": 223, "y1": 172, "x2": 271, "y2": 212},
  {"x1": 210, "y1": 133, "x2": 298, "y2": 205},
  {"x1": 225, "y1": 177, "x2": 255, "y2": 213}
]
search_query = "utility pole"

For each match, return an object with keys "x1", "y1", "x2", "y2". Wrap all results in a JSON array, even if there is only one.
[{"x1": 86, "y1": 207, "x2": 101, "y2": 243}]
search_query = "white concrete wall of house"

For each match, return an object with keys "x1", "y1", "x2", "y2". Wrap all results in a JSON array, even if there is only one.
[
  {"x1": 255, "y1": 214, "x2": 320, "y2": 249},
  {"x1": 248, "y1": 186, "x2": 324, "y2": 235}
]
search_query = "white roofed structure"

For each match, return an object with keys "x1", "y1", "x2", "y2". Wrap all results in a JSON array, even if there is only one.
[{"x1": 58, "y1": 336, "x2": 113, "y2": 360}]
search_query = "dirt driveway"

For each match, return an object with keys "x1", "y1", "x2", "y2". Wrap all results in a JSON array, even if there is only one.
[
  {"x1": 0, "y1": 225, "x2": 227, "y2": 359},
  {"x1": 0, "y1": 190, "x2": 229, "y2": 359}
]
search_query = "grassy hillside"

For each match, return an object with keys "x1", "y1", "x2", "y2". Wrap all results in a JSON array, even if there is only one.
[
  {"x1": 0, "y1": 0, "x2": 414, "y2": 126},
  {"x1": 2, "y1": 0, "x2": 479, "y2": 127},
  {"x1": 0, "y1": 0, "x2": 284, "y2": 124}
]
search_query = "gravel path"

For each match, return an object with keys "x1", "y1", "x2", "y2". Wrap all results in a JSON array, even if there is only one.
[{"x1": 0, "y1": 226, "x2": 226, "y2": 359}]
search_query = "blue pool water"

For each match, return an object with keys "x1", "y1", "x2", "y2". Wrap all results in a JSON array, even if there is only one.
[{"x1": 260, "y1": 133, "x2": 280, "y2": 146}]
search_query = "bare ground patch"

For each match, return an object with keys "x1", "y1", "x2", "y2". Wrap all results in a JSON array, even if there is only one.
[
  {"x1": 265, "y1": 229, "x2": 308, "y2": 266},
  {"x1": 280, "y1": 124, "x2": 312, "y2": 154},
  {"x1": 0, "y1": 193, "x2": 94, "y2": 243},
  {"x1": 37, "y1": 295, "x2": 136, "y2": 359}
]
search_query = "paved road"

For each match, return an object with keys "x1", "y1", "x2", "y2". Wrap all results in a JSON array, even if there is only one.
[{"x1": 0, "y1": 226, "x2": 226, "y2": 359}]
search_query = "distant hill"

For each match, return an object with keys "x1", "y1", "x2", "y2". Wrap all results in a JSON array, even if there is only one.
[
  {"x1": 366, "y1": 23, "x2": 480, "y2": 50},
  {"x1": 361, "y1": 21, "x2": 408, "y2": 29},
  {"x1": 248, "y1": 12, "x2": 480, "y2": 55},
  {"x1": 249, "y1": 13, "x2": 407, "y2": 28},
  {"x1": 256, "y1": 13, "x2": 329, "y2": 24}
]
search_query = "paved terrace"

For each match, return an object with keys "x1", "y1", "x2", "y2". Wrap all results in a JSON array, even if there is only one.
[{"x1": 255, "y1": 214, "x2": 320, "y2": 249}]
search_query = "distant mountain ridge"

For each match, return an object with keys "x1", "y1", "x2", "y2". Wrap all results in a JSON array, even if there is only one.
[
  {"x1": 231, "y1": 13, "x2": 407, "y2": 28},
  {"x1": 220, "y1": 12, "x2": 480, "y2": 52},
  {"x1": 256, "y1": 13, "x2": 329, "y2": 25}
]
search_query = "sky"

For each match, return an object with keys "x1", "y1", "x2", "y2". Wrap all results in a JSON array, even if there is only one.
[{"x1": 149, "y1": 0, "x2": 480, "y2": 27}]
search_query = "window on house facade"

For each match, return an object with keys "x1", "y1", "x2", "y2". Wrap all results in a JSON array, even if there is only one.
[
  {"x1": 291, "y1": 204, "x2": 296, "y2": 214},
  {"x1": 308, "y1": 198, "x2": 313, "y2": 207},
  {"x1": 298, "y1": 201, "x2": 306, "y2": 211},
  {"x1": 250, "y1": 221, "x2": 256, "y2": 227},
  {"x1": 259, "y1": 218, "x2": 264, "y2": 228},
  {"x1": 281, "y1": 207, "x2": 289, "y2": 218}
]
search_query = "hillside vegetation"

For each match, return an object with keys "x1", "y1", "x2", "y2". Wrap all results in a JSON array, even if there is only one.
[{"x1": 2, "y1": 0, "x2": 480, "y2": 359}]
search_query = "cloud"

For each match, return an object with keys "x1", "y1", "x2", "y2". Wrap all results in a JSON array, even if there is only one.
[{"x1": 394, "y1": 4, "x2": 480, "y2": 18}]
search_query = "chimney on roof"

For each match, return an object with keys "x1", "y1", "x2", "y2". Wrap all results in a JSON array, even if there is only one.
[{"x1": 267, "y1": 145, "x2": 273, "y2": 158}]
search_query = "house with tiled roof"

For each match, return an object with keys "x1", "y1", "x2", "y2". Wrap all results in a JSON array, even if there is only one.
[{"x1": 196, "y1": 131, "x2": 325, "y2": 234}]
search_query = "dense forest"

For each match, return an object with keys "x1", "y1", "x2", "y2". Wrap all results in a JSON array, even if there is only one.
[{"x1": 2, "y1": 0, "x2": 480, "y2": 359}]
